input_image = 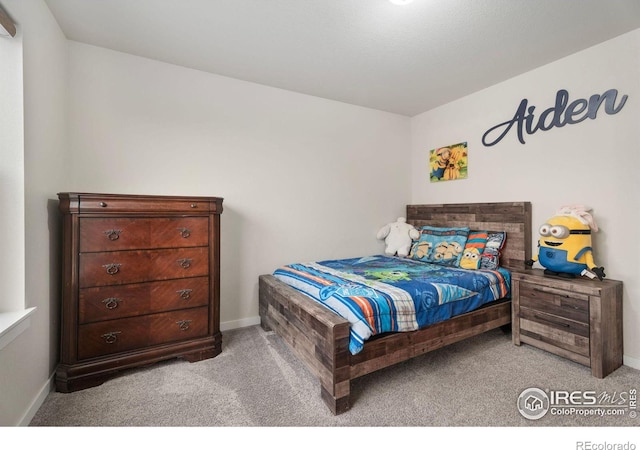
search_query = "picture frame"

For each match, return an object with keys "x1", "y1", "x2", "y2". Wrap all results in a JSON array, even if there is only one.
[{"x1": 429, "y1": 141, "x2": 468, "y2": 182}]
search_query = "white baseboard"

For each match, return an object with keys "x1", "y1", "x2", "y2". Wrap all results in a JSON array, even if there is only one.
[
  {"x1": 18, "y1": 373, "x2": 54, "y2": 426},
  {"x1": 220, "y1": 315, "x2": 261, "y2": 331},
  {"x1": 623, "y1": 354, "x2": 640, "y2": 371}
]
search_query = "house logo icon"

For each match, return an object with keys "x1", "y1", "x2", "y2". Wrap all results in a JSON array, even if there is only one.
[{"x1": 517, "y1": 388, "x2": 550, "y2": 420}]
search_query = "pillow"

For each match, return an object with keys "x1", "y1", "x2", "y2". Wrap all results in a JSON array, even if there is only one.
[
  {"x1": 479, "y1": 231, "x2": 507, "y2": 270},
  {"x1": 459, "y1": 230, "x2": 488, "y2": 270},
  {"x1": 410, "y1": 226, "x2": 470, "y2": 267}
]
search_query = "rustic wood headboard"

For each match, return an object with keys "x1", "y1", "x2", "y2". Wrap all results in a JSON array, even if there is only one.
[{"x1": 406, "y1": 201, "x2": 532, "y2": 269}]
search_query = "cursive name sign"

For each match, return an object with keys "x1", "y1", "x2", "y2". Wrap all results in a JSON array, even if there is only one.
[{"x1": 482, "y1": 89, "x2": 628, "y2": 147}]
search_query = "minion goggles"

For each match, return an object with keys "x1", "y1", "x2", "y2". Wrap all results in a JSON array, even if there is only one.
[{"x1": 539, "y1": 224, "x2": 592, "y2": 239}]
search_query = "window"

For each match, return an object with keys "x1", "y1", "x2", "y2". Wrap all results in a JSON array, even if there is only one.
[{"x1": 0, "y1": 10, "x2": 33, "y2": 348}]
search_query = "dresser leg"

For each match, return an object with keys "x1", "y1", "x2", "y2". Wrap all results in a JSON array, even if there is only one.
[
  {"x1": 181, "y1": 334, "x2": 222, "y2": 363},
  {"x1": 55, "y1": 364, "x2": 113, "y2": 393},
  {"x1": 181, "y1": 346, "x2": 221, "y2": 363}
]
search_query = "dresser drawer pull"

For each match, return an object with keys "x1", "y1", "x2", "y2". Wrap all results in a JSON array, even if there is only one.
[
  {"x1": 177, "y1": 289, "x2": 192, "y2": 300},
  {"x1": 177, "y1": 258, "x2": 192, "y2": 269},
  {"x1": 190, "y1": 203, "x2": 198, "y2": 209},
  {"x1": 103, "y1": 263, "x2": 122, "y2": 275},
  {"x1": 177, "y1": 227, "x2": 191, "y2": 238},
  {"x1": 103, "y1": 229, "x2": 122, "y2": 241},
  {"x1": 99, "y1": 202, "x2": 108, "y2": 208},
  {"x1": 102, "y1": 297, "x2": 121, "y2": 309},
  {"x1": 176, "y1": 320, "x2": 192, "y2": 331},
  {"x1": 101, "y1": 331, "x2": 121, "y2": 344}
]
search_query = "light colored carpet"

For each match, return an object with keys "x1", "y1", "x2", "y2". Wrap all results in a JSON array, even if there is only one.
[{"x1": 29, "y1": 325, "x2": 639, "y2": 429}]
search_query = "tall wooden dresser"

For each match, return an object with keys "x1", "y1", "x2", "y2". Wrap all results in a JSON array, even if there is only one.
[{"x1": 56, "y1": 193, "x2": 223, "y2": 392}]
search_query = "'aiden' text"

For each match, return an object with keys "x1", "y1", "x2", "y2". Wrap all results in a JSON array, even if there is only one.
[{"x1": 482, "y1": 88, "x2": 628, "y2": 146}]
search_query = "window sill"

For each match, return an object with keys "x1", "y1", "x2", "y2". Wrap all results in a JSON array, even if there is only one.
[{"x1": 0, "y1": 307, "x2": 36, "y2": 351}]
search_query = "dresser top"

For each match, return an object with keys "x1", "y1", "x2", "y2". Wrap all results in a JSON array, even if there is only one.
[{"x1": 58, "y1": 192, "x2": 223, "y2": 214}]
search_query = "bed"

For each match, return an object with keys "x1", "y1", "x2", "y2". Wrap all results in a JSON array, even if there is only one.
[{"x1": 259, "y1": 202, "x2": 531, "y2": 414}]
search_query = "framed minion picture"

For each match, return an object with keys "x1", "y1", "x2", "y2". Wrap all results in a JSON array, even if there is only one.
[{"x1": 429, "y1": 141, "x2": 468, "y2": 182}]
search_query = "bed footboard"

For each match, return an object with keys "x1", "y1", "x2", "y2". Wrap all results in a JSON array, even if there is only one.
[{"x1": 259, "y1": 274, "x2": 352, "y2": 414}]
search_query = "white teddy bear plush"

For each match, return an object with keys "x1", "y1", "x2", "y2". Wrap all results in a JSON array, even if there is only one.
[{"x1": 376, "y1": 217, "x2": 420, "y2": 257}]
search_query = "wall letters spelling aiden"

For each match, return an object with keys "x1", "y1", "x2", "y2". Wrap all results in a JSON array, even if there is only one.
[{"x1": 482, "y1": 89, "x2": 628, "y2": 146}]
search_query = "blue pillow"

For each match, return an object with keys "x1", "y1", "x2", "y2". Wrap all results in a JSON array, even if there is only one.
[{"x1": 410, "y1": 226, "x2": 470, "y2": 267}]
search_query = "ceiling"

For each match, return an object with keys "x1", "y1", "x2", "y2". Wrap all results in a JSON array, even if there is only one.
[{"x1": 43, "y1": 0, "x2": 640, "y2": 116}]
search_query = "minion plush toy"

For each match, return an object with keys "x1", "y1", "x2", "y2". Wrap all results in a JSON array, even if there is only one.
[{"x1": 526, "y1": 205, "x2": 606, "y2": 280}]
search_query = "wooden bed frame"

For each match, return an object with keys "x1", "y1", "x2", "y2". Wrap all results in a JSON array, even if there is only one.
[{"x1": 259, "y1": 202, "x2": 532, "y2": 415}]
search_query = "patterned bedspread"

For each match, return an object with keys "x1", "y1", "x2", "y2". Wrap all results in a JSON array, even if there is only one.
[{"x1": 273, "y1": 255, "x2": 510, "y2": 355}]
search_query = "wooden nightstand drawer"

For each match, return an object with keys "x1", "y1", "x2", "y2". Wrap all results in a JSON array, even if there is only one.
[
  {"x1": 519, "y1": 308, "x2": 589, "y2": 357},
  {"x1": 519, "y1": 307, "x2": 589, "y2": 337},
  {"x1": 79, "y1": 217, "x2": 209, "y2": 252},
  {"x1": 519, "y1": 281, "x2": 589, "y2": 324}
]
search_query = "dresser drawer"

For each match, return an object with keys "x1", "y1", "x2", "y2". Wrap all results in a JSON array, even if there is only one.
[
  {"x1": 147, "y1": 307, "x2": 209, "y2": 347},
  {"x1": 77, "y1": 306, "x2": 209, "y2": 360},
  {"x1": 78, "y1": 196, "x2": 214, "y2": 213},
  {"x1": 80, "y1": 217, "x2": 209, "y2": 252},
  {"x1": 519, "y1": 281, "x2": 589, "y2": 324},
  {"x1": 79, "y1": 276, "x2": 210, "y2": 324},
  {"x1": 79, "y1": 247, "x2": 209, "y2": 287}
]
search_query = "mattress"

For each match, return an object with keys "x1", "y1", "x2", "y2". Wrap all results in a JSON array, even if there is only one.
[{"x1": 273, "y1": 255, "x2": 511, "y2": 355}]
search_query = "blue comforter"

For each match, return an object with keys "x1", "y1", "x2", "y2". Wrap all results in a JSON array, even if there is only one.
[{"x1": 273, "y1": 255, "x2": 510, "y2": 355}]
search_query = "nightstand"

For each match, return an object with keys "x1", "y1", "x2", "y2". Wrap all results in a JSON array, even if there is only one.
[{"x1": 511, "y1": 268, "x2": 623, "y2": 378}]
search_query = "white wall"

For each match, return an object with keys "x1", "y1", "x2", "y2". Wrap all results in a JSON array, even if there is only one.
[
  {"x1": 67, "y1": 42, "x2": 411, "y2": 328},
  {"x1": 0, "y1": 0, "x2": 68, "y2": 426},
  {"x1": 411, "y1": 29, "x2": 640, "y2": 365}
]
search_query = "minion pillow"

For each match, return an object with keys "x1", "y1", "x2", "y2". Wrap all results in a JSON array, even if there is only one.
[
  {"x1": 459, "y1": 230, "x2": 488, "y2": 270},
  {"x1": 410, "y1": 226, "x2": 470, "y2": 267}
]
